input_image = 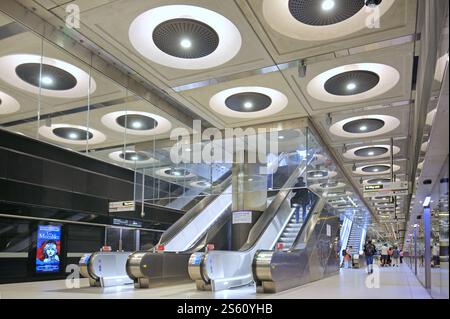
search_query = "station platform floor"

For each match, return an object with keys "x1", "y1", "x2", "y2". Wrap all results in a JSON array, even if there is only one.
[{"x1": 0, "y1": 263, "x2": 431, "y2": 299}]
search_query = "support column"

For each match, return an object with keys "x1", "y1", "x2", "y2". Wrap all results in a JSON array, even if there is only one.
[
  {"x1": 424, "y1": 205, "x2": 431, "y2": 290},
  {"x1": 230, "y1": 152, "x2": 267, "y2": 250}
]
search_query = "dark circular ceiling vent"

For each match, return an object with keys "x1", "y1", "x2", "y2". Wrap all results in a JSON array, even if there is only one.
[
  {"x1": 308, "y1": 170, "x2": 328, "y2": 178},
  {"x1": 119, "y1": 152, "x2": 149, "y2": 161},
  {"x1": 325, "y1": 70, "x2": 379, "y2": 95},
  {"x1": 288, "y1": 0, "x2": 365, "y2": 26},
  {"x1": 362, "y1": 165, "x2": 390, "y2": 173},
  {"x1": 52, "y1": 127, "x2": 92, "y2": 140},
  {"x1": 116, "y1": 114, "x2": 158, "y2": 130},
  {"x1": 225, "y1": 92, "x2": 272, "y2": 112},
  {"x1": 367, "y1": 178, "x2": 390, "y2": 184},
  {"x1": 152, "y1": 18, "x2": 219, "y2": 59},
  {"x1": 15, "y1": 63, "x2": 77, "y2": 90},
  {"x1": 355, "y1": 146, "x2": 388, "y2": 157},
  {"x1": 343, "y1": 118, "x2": 385, "y2": 133},
  {"x1": 164, "y1": 168, "x2": 190, "y2": 177}
]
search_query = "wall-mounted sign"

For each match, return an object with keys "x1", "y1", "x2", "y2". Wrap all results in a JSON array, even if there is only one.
[
  {"x1": 232, "y1": 211, "x2": 252, "y2": 224},
  {"x1": 326, "y1": 224, "x2": 331, "y2": 237},
  {"x1": 36, "y1": 225, "x2": 61, "y2": 274},
  {"x1": 112, "y1": 218, "x2": 142, "y2": 228},
  {"x1": 363, "y1": 181, "x2": 409, "y2": 197},
  {"x1": 109, "y1": 201, "x2": 135, "y2": 212}
]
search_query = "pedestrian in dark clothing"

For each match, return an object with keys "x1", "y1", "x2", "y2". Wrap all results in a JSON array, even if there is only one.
[
  {"x1": 290, "y1": 176, "x2": 310, "y2": 223},
  {"x1": 364, "y1": 240, "x2": 376, "y2": 274}
]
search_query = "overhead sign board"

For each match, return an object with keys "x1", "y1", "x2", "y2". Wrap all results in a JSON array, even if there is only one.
[
  {"x1": 363, "y1": 181, "x2": 409, "y2": 197},
  {"x1": 109, "y1": 201, "x2": 135, "y2": 212}
]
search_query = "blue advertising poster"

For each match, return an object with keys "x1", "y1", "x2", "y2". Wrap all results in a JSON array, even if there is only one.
[{"x1": 36, "y1": 225, "x2": 61, "y2": 273}]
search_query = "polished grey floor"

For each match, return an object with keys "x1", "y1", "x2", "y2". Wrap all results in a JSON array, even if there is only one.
[{"x1": 0, "y1": 263, "x2": 431, "y2": 299}]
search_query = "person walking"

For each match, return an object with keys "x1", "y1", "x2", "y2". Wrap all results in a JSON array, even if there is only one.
[
  {"x1": 381, "y1": 243, "x2": 389, "y2": 267},
  {"x1": 400, "y1": 249, "x2": 404, "y2": 264},
  {"x1": 432, "y1": 243, "x2": 440, "y2": 268},
  {"x1": 344, "y1": 246, "x2": 352, "y2": 269},
  {"x1": 388, "y1": 247, "x2": 393, "y2": 266},
  {"x1": 290, "y1": 176, "x2": 310, "y2": 223},
  {"x1": 363, "y1": 240, "x2": 376, "y2": 274},
  {"x1": 391, "y1": 246, "x2": 400, "y2": 267}
]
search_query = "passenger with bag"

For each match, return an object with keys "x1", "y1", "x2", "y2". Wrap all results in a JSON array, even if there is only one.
[
  {"x1": 290, "y1": 176, "x2": 310, "y2": 223},
  {"x1": 363, "y1": 240, "x2": 376, "y2": 274}
]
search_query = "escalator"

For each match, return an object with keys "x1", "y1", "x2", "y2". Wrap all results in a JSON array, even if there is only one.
[
  {"x1": 252, "y1": 196, "x2": 341, "y2": 293},
  {"x1": 187, "y1": 161, "x2": 313, "y2": 291}
]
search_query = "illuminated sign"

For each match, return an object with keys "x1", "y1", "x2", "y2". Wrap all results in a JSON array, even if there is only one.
[{"x1": 36, "y1": 225, "x2": 61, "y2": 273}]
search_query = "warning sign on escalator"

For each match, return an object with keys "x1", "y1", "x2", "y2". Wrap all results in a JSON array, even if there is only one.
[{"x1": 232, "y1": 211, "x2": 252, "y2": 224}]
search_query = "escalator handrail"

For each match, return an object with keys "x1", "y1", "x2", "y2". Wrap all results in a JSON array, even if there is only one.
[
  {"x1": 158, "y1": 172, "x2": 232, "y2": 246},
  {"x1": 239, "y1": 157, "x2": 312, "y2": 251}
]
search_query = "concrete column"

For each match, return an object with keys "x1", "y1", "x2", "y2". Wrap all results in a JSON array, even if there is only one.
[{"x1": 230, "y1": 151, "x2": 267, "y2": 250}]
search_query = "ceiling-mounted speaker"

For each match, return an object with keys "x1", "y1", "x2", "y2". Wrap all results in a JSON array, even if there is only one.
[
  {"x1": 326, "y1": 113, "x2": 332, "y2": 126},
  {"x1": 298, "y1": 59, "x2": 306, "y2": 78}
]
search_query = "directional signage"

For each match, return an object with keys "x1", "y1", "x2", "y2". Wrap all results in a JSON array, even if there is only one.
[
  {"x1": 363, "y1": 181, "x2": 409, "y2": 197},
  {"x1": 109, "y1": 201, "x2": 135, "y2": 212}
]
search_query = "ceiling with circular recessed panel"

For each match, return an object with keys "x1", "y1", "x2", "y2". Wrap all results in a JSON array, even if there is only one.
[
  {"x1": 108, "y1": 150, "x2": 157, "y2": 164},
  {"x1": 329, "y1": 115, "x2": 400, "y2": 138},
  {"x1": 307, "y1": 170, "x2": 337, "y2": 180},
  {"x1": 225, "y1": 92, "x2": 272, "y2": 112},
  {"x1": 288, "y1": 0, "x2": 365, "y2": 26},
  {"x1": 209, "y1": 86, "x2": 288, "y2": 118},
  {"x1": 38, "y1": 124, "x2": 105, "y2": 145},
  {"x1": 101, "y1": 111, "x2": 171, "y2": 136},
  {"x1": 190, "y1": 180, "x2": 211, "y2": 188},
  {"x1": 366, "y1": 178, "x2": 392, "y2": 184},
  {"x1": 307, "y1": 63, "x2": 400, "y2": 103},
  {"x1": 152, "y1": 18, "x2": 219, "y2": 59},
  {"x1": 115, "y1": 114, "x2": 158, "y2": 131},
  {"x1": 324, "y1": 71, "x2": 380, "y2": 96},
  {"x1": 262, "y1": 0, "x2": 394, "y2": 41},
  {"x1": 0, "y1": 91, "x2": 20, "y2": 115},
  {"x1": 128, "y1": 5, "x2": 241, "y2": 70},
  {"x1": 52, "y1": 127, "x2": 93, "y2": 141},
  {"x1": 344, "y1": 144, "x2": 400, "y2": 160},
  {"x1": 0, "y1": 54, "x2": 96, "y2": 98},
  {"x1": 15, "y1": 63, "x2": 78, "y2": 91},
  {"x1": 354, "y1": 164, "x2": 400, "y2": 175},
  {"x1": 156, "y1": 167, "x2": 196, "y2": 179},
  {"x1": 343, "y1": 118, "x2": 385, "y2": 134},
  {"x1": 362, "y1": 165, "x2": 390, "y2": 173},
  {"x1": 354, "y1": 147, "x2": 388, "y2": 157}
]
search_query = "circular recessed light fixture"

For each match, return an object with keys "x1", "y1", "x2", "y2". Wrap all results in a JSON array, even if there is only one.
[
  {"x1": 209, "y1": 86, "x2": 288, "y2": 118},
  {"x1": 365, "y1": 178, "x2": 391, "y2": 185},
  {"x1": 262, "y1": 0, "x2": 394, "y2": 41},
  {"x1": 329, "y1": 115, "x2": 400, "y2": 138},
  {"x1": 344, "y1": 144, "x2": 400, "y2": 160},
  {"x1": 311, "y1": 181, "x2": 346, "y2": 190},
  {"x1": 307, "y1": 170, "x2": 337, "y2": 180},
  {"x1": 307, "y1": 63, "x2": 400, "y2": 103},
  {"x1": 0, "y1": 54, "x2": 96, "y2": 98},
  {"x1": 129, "y1": 5, "x2": 242, "y2": 69},
  {"x1": 38, "y1": 124, "x2": 105, "y2": 145},
  {"x1": 108, "y1": 150, "x2": 157, "y2": 164},
  {"x1": 190, "y1": 180, "x2": 211, "y2": 188},
  {"x1": 101, "y1": 111, "x2": 171, "y2": 136},
  {"x1": 0, "y1": 91, "x2": 20, "y2": 115},
  {"x1": 156, "y1": 167, "x2": 195, "y2": 179},
  {"x1": 354, "y1": 164, "x2": 400, "y2": 175}
]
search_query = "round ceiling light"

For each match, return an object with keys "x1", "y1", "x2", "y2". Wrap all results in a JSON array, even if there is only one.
[
  {"x1": 0, "y1": 54, "x2": 96, "y2": 98},
  {"x1": 307, "y1": 169, "x2": 337, "y2": 180},
  {"x1": 354, "y1": 164, "x2": 400, "y2": 175},
  {"x1": 209, "y1": 86, "x2": 288, "y2": 118},
  {"x1": 262, "y1": 0, "x2": 394, "y2": 41},
  {"x1": 288, "y1": 0, "x2": 365, "y2": 26},
  {"x1": 129, "y1": 5, "x2": 241, "y2": 70},
  {"x1": 324, "y1": 71, "x2": 380, "y2": 96},
  {"x1": 329, "y1": 115, "x2": 400, "y2": 138},
  {"x1": 312, "y1": 181, "x2": 346, "y2": 190},
  {"x1": 156, "y1": 167, "x2": 195, "y2": 179},
  {"x1": 344, "y1": 144, "x2": 400, "y2": 160},
  {"x1": 152, "y1": 18, "x2": 219, "y2": 59},
  {"x1": 38, "y1": 124, "x2": 105, "y2": 145},
  {"x1": 0, "y1": 91, "x2": 20, "y2": 115},
  {"x1": 366, "y1": 178, "x2": 391, "y2": 184},
  {"x1": 190, "y1": 180, "x2": 212, "y2": 188},
  {"x1": 101, "y1": 111, "x2": 171, "y2": 136},
  {"x1": 307, "y1": 63, "x2": 400, "y2": 103},
  {"x1": 108, "y1": 150, "x2": 157, "y2": 164}
]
